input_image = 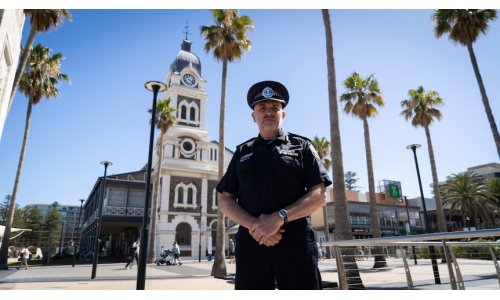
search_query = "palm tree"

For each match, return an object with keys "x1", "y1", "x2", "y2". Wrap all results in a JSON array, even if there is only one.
[
  {"x1": 0, "y1": 44, "x2": 69, "y2": 269},
  {"x1": 432, "y1": 10, "x2": 500, "y2": 159},
  {"x1": 311, "y1": 136, "x2": 332, "y2": 258},
  {"x1": 312, "y1": 136, "x2": 332, "y2": 170},
  {"x1": 148, "y1": 98, "x2": 176, "y2": 263},
  {"x1": 401, "y1": 86, "x2": 447, "y2": 233},
  {"x1": 487, "y1": 178, "x2": 500, "y2": 227},
  {"x1": 200, "y1": 9, "x2": 253, "y2": 277},
  {"x1": 487, "y1": 178, "x2": 500, "y2": 205},
  {"x1": 8, "y1": 9, "x2": 71, "y2": 112},
  {"x1": 322, "y1": 9, "x2": 364, "y2": 289},
  {"x1": 340, "y1": 71, "x2": 387, "y2": 268},
  {"x1": 441, "y1": 171, "x2": 496, "y2": 228}
]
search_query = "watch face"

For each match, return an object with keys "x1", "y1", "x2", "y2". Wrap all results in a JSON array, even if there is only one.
[
  {"x1": 279, "y1": 209, "x2": 288, "y2": 218},
  {"x1": 182, "y1": 73, "x2": 196, "y2": 86}
]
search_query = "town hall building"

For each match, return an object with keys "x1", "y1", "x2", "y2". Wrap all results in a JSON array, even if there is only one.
[{"x1": 79, "y1": 37, "x2": 233, "y2": 261}]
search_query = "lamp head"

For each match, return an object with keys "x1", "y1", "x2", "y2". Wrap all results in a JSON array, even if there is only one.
[
  {"x1": 100, "y1": 161, "x2": 112, "y2": 167},
  {"x1": 145, "y1": 81, "x2": 167, "y2": 93},
  {"x1": 406, "y1": 144, "x2": 421, "y2": 151}
]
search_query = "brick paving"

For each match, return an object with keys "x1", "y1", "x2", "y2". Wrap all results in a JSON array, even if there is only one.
[{"x1": 0, "y1": 257, "x2": 498, "y2": 290}]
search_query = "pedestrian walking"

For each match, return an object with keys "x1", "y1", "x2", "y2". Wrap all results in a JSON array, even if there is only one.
[
  {"x1": 19, "y1": 245, "x2": 30, "y2": 270},
  {"x1": 124, "y1": 238, "x2": 140, "y2": 269},
  {"x1": 172, "y1": 241, "x2": 182, "y2": 265}
]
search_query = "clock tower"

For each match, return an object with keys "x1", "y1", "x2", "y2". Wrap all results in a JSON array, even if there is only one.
[{"x1": 153, "y1": 37, "x2": 232, "y2": 260}]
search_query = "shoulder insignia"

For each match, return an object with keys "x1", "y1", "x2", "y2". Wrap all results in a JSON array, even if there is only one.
[
  {"x1": 287, "y1": 132, "x2": 312, "y2": 143},
  {"x1": 309, "y1": 144, "x2": 320, "y2": 160},
  {"x1": 237, "y1": 137, "x2": 257, "y2": 152}
]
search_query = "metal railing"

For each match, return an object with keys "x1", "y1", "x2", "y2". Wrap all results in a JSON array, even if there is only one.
[{"x1": 322, "y1": 228, "x2": 500, "y2": 290}]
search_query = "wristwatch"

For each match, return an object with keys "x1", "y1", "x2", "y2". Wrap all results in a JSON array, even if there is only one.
[{"x1": 278, "y1": 209, "x2": 288, "y2": 224}]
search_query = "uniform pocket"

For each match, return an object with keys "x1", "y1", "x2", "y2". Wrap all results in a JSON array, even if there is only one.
[
  {"x1": 237, "y1": 158, "x2": 257, "y2": 191},
  {"x1": 274, "y1": 155, "x2": 302, "y2": 187}
]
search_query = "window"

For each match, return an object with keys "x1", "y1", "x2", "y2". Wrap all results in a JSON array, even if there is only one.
[
  {"x1": 108, "y1": 188, "x2": 127, "y2": 207},
  {"x1": 209, "y1": 148, "x2": 217, "y2": 161},
  {"x1": 1, "y1": 42, "x2": 13, "y2": 100},
  {"x1": 190, "y1": 107, "x2": 196, "y2": 121},
  {"x1": 212, "y1": 188, "x2": 218, "y2": 209},
  {"x1": 187, "y1": 188, "x2": 194, "y2": 204},
  {"x1": 179, "y1": 138, "x2": 196, "y2": 158},
  {"x1": 128, "y1": 189, "x2": 145, "y2": 207},
  {"x1": 181, "y1": 106, "x2": 187, "y2": 119},
  {"x1": 178, "y1": 100, "x2": 199, "y2": 125},
  {"x1": 174, "y1": 183, "x2": 197, "y2": 208},
  {"x1": 177, "y1": 188, "x2": 184, "y2": 204}
]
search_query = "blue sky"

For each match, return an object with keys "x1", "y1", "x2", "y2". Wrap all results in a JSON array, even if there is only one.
[{"x1": 1, "y1": 9, "x2": 499, "y2": 208}]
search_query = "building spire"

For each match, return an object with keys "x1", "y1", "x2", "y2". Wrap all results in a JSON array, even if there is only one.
[{"x1": 183, "y1": 19, "x2": 191, "y2": 41}]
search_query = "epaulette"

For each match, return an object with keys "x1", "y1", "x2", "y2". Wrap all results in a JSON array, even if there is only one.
[
  {"x1": 287, "y1": 132, "x2": 312, "y2": 143},
  {"x1": 236, "y1": 137, "x2": 257, "y2": 152}
]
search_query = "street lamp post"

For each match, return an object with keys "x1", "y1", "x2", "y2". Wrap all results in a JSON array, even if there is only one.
[
  {"x1": 406, "y1": 144, "x2": 441, "y2": 284},
  {"x1": 91, "y1": 161, "x2": 112, "y2": 279},
  {"x1": 137, "y1": 81, "x2": 167, "y2": 290},
  {"x1": 391, "y1": 215, "x2": 396, "y2": 236},
  {"x1": 199, "y1": 205, "x2": 202, "y2": 263},
  {"x1": 72, "y1": 199, "x2": 85, "y2": 267}
]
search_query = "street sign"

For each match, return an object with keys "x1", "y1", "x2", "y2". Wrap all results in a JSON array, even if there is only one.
[{"x1": 389, "y1": 183, "x2": 400, "y2": 198}]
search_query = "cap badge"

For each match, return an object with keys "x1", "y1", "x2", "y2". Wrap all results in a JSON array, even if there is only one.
[{"x1": 262, "y1": 87, "x2": 273, "y2": 98}]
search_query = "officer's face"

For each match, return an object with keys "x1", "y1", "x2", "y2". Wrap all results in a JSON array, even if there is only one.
[{"x1": 252, "y1": 100, "x2": 286, "y2": 135}]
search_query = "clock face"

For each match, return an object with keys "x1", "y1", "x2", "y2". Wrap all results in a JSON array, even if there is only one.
[{"x1": 182, "y1": 73, "x2": 196, "y2": 86}]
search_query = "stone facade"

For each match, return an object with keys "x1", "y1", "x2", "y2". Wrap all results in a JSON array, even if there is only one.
[{"x1": 0, "y1": 9, "x2": 24, "y2": 141}]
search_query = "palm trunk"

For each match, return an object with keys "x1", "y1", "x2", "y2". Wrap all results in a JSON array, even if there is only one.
[
  {"x1": 322, "y1": 9, "x2": 350, "y2": 243},
  {"x1": 322, "y1": 9, "x2": 364, "y2": 289},
  {"x1": 466, "y1": 42, "x2": 500, "y2": 159},
  {"x1": 8, "y1": 26, "x2": 36, "y2": 112},
  {"x1": 0, "y1": 98, "x2": 34, "y2": 269},
  {"x1": 148, "y1": 134, "x2": 164, "y2": 263},
  {"x1": 362, "y1": 117, "x2": 387, "y2": 268},
  {"x1": 424, "y1": 126, "x2": 447, "y2": 232},
  {"x1": 211, "y1": 58, "x2": 228, "y2": 277}
]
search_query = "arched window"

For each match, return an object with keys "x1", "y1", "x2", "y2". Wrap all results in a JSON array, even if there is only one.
[
  {"x1": 190, "y1": 107, "x2": 196, "y2": 121},
  {"x1": 187, "y1": 187, "x2": 194, "y2": 205},
  {"x1": 178, "y1": 100, "x2": 199, "y2": 125},
  {"x1": 180, "y1": 105, "x2": 187, "y2": 120},
  {"x1": 175, "y1": 222, "x2": 191, "y2": 246},
  {"x1": 177, "y1": 188, "x2": 184, "y2": 204},
  {"x1": 174, "y1": 182, "x2": 197, "y2": 208}
]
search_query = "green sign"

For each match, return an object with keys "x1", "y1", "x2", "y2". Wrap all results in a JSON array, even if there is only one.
[{"x1": 389, "y1": 183, "x2": 400, "y2": 198}]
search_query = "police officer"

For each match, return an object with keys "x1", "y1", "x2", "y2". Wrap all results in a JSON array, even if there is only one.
[{"x1": 216, "y1": 80, "x2": 332, "y2": 290}]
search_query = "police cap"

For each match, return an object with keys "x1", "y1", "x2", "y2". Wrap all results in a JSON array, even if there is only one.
[{"x1": 247, "y1": 80, "x2": 289, "y2": 109}]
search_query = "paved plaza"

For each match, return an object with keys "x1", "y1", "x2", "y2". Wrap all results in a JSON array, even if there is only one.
[{"x1": 0, "y1": 257, "x2": 499, "y2": 290}]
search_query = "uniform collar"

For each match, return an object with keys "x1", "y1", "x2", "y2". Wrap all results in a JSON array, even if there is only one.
[{"x1": 257, "y1": 129, "x2": 288, "y2": 144}]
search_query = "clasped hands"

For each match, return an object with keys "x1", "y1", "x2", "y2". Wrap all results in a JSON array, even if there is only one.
[{"x1": 249, "y1": 213, "x2": 285, "y2": 247}]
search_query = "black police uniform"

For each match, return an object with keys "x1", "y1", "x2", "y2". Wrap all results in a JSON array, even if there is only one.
[{"x1": 216, "y1": 130, "x2": 332, "y2": 290}]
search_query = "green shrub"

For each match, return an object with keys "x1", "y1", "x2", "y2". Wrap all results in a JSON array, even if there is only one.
[
  {"x1": 452, "y1": 238, "x2": 495, "y2": 260},
  {"x1": 415, "y1": 245, "x2": 442, "y2": 259}
]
